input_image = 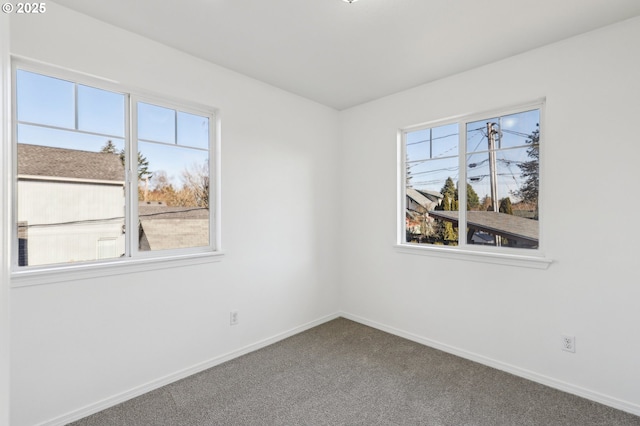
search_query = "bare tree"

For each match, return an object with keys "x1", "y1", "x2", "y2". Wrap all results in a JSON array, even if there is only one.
[{"x1": 180, "y1": 161, "x2": 209, "y2": 208}]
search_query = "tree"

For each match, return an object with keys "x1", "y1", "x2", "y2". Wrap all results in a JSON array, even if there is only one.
[
  {"x1": 513, "y1": 124, "x2": 539, "y2": 205},
  {"x1": 466, "y1": 183, "x2": 480, "y2": 209},
  {"x1": 180, "y1": 161, "x2": 209, "y2": 208},
  {"x1": 131, "y1": 150, "x2": 152, "y2": 181},
  {"x1": 142, "y1": 162, "x2": 209, "y2": 208},
  {"x1": 99, "y1": 141, "x2": 152, "y2": 180},
  {"x1": 440, "y1": 177, "x2": 456, "y2": 200},
  {"x1": 499, "y1": 197, "x2": 513, "y2": 215},
  {"x1": 436, "y1": 178, "x2": 478, "y2": 211},
  {"x1": 100, "y1": 140, "x2": 118, "y2": 154},
  {"x1": 434, "y1": 178, "x2": 458, "y2": 243},
  {"x1": 480, "y1": 195, "x2": 492, "y2": 211}
]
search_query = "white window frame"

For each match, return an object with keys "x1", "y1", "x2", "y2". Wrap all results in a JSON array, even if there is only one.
[
  {"x1": 10, "y1": 58, "x2": 223, "y2": 287},
  {"x1": 396, "y1": 100, "x2": 551, "y2": 269}
]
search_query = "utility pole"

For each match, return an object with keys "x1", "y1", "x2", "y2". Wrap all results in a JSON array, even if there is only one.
[
  {"x1": 487, "y1": 122, "x2": 498, "y2": 212},
  {"x1": 487, "y1": 122, "x2": 500, "y2": 246}
]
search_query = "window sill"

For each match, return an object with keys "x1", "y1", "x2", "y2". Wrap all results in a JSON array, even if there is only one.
[
  {"x1": 394, "y1": 244, "x2": 552, "y2": 269},
  {"x1": 11, "y1": 251, "x2": 225, "y2": 288}
]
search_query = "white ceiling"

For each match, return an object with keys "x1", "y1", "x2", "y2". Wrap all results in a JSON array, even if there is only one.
[{"x1": 53, "y1": 0, "x2": 640, "y2": 110}]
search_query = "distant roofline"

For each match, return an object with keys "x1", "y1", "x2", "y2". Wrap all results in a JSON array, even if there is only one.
[{"x1": 428, "y1": 210, "x2": 538, "y2": 244}]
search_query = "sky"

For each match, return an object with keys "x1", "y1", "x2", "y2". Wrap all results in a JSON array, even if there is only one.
[
  {"x1": 16, "y1": 69, "x2": 210, "y2": 188},
  {"x1": 405, "y1": 109, "x2": 539, "y2": 205}
]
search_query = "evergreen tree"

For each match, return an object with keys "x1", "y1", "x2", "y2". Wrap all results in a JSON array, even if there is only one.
[
  {"x1": 466, "y1": 183, "x2": 480, "y2": 209},
  {"x1": 100, "y1": 140, "x2": 118, "y2": 154},
  {"x1": 442, "y1": 194, "x2": 453, "y2": 211},
  {"x1": 133, "y1": 150, "x2": 152, "y2": 180},
  {"x1": 440, "y1": 177, "x2": 456, "y2": 200},
  {"x1": 431, "y1": 177, "x2": 459, "y2": 243},
  {"x1": 443, "y1": 221, "x2": 457, "y2": 242},
  {"x1": 514, "y1": 124, "x2": 539, "y2": 205},
  {"x1": 99, "y1": 141, "x2": 152, "y2": 180}
]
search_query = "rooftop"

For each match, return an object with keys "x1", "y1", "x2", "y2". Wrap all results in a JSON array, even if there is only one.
[
  {"x1": 428, "y1": 210, "x2": 539, "y2": 246},
  {"x1": 17, "y1": 144, "x2": 125, "y2": 182}
]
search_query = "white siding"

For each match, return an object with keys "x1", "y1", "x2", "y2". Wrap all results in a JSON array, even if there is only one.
[{"x1": 17, "y1": 179, "x2": 125, "y2": 266}]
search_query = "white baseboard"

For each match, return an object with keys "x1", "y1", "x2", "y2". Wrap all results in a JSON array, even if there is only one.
[
  {"x1": 340, "y1": 312, "x2": 640, "y2": 417},
  {"x1": 40, "y1": 312, "x2": 341, "y2": 426}
]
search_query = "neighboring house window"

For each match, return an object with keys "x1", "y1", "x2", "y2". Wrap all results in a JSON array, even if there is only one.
[
  {"x1": 12, "y1": 62, "x2": 217, "y2": 270},
  {"x1": 402, "y1": 103, "x2": 542, "y2": 255}
]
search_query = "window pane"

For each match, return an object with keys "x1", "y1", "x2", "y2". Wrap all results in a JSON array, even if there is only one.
[
  {"x1": 137, "y1": 141, "x2": 209, "y2": 252},
  {"x1": 17, "y1": 123, "x2": 125, "y2": 153},
  {"x1": 16, "y1": 136, "x2": 126, "y2": 267},
  {"x1": 138, "y1": 102, "x2": 175, "y2": 144},
  {"x1": 15, "y1": 69, "x2": 127, "y2": 267},
  {"x1": 431, "y1": 123, "x2": 459, "y2": 158},
  {"x1": 498, "y1": 109, "x2": 540, "y2": 150},
  {"x1": 77, "y1": 85, "x2": 125, "y2": 137},
  {"x1": 466, "y1": 118, "x2": 498, "y2": 154},
  {"x1": 406, "y1": 154, "x2": 459, "y2": 246},
  {"x1": 16, "y1": 70, "x2": 74, "y2": 129},
  {"x1": 467, "y1": 110, "x2": 539, "y2": 153},
  {"x1": 465, "y1": 112, "x2": 540, "y2": 249},
  {"x1": 406, "y1": 128, "x2": 431, "y2": 163},
  {"x1": 406, "y1": 124, "x2": 459, "y2": 164},
  {"x1": 406, "y1": 123, "x2": 460, "y2": 246},
  {"x1": 177, "y1": 111, "x2": 209, "y2": 149}
]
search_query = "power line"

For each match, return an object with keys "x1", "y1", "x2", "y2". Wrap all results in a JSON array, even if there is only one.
[
  {"x1": 19, "y1": 207, "x2": 208, "y2": 228},
  {"x1": 501, "y1": 129, "x2": 533, "y2": 138},
  {"x1": 410, "y1": 166, "x2": 459, "y2": 177},
  {"x1": 21, "y1": 216, "x2": 125, "y2": 228},
  {"x1": 406, "y1": 132, "x2": 458, "y2": 146}
]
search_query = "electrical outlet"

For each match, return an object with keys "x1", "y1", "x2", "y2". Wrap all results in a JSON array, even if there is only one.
[
  {"x1": 561, "y1": 335, "x2": 575, "y2": 353},
  {"x1": 230, "y1": 311, "x2": 239, "y2": 326}
]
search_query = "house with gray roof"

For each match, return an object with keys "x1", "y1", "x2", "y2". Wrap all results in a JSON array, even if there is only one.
[
  {"x1": 428, "y1": 210, "x2": 539, "y2": 249},
  {"x1": 406, "y1": 188, "x2": 443, "y2": 240},
  {"x1": 17, "y1": 143, "x2": 126, "y2": 266},
  {"x1": 18, "y1": 144, "x2": 211, "y2": 263}
]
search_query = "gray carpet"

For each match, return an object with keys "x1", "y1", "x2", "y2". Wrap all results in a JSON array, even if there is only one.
[{"x1": 70, "y1": 318, "x2": 640, "y2": 425}]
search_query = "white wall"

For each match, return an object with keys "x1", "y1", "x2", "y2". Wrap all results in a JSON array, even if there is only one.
[
  {"x1": 1, "y1": 11, "x2": 12, "y2": 426},
  {"x1": 8, "y1": 3, "x2": 340, "y2": 425},
  {"x1": 339, "y1": 16, "x2": 640, "y2": 414},
  {"x1": 7, "y1": 3, "x2": 640, "y2": 425}
]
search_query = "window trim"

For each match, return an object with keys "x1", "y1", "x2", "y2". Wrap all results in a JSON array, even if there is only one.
[
  {"x1": 10, "y1": 58, "x2": 223, "y2": 285},
  {"x1": 397, "y1": 100, "x2": 551, "y2": 269}
]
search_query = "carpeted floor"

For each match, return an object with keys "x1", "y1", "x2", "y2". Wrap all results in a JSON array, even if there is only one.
[{"x1": 70, "y1": 318, "x2": 640, "y2": 425}]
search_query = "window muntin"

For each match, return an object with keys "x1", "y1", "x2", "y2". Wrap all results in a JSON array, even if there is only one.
[
  {"x1": 13, "y1": 64, "x2": 217, "y2": 270},
  {"x1": 403, "y1": 105, "x2": 541, "y2": 253}
]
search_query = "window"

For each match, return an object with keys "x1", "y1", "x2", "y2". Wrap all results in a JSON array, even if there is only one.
[
  {"x1": 401, "y1": 102, "x2": 544, "y2": 261},
  {"x1": 12, "y1": 61, "x2": 218, "y2": 271}
]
